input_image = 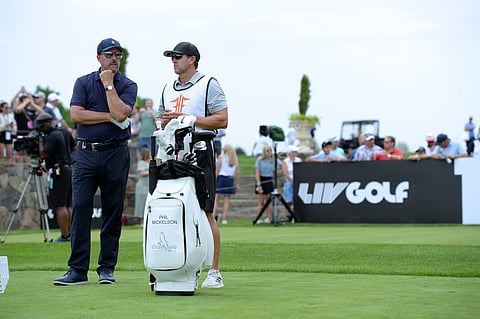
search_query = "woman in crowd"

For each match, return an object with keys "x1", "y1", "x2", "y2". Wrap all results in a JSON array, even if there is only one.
[
  {"x1": 0, "y1": 101, "x2": 17, "y2": 162},
  {"x1": 281, "y1": 145, "x2": 302, "y2": 221},
  {"x1": 213, "y1": 144, "x2": 240, "y2": 224},
  {"x1": 254, "y1": 145, "x2": 279, "y2": 224},
  {"x1": 134, "y1": 147, "x2": 150, "y2": 226}
]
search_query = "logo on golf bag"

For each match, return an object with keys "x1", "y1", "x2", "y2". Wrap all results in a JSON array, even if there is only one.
[{"x1": 151, "y1": 232, "x2": 178, "y2": 253}]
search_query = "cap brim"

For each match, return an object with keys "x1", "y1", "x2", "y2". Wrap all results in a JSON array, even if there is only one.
[{"x1": 163, "y1": 50, "x2": 182, "y2": 57}]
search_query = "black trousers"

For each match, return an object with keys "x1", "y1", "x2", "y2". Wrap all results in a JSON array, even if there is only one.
[
  {"x1": 68, "y1": 145, "x2": 130, "y2": 274},
  {"x1": 466, "y1": 137, "x2": 475, "y2": 155}
]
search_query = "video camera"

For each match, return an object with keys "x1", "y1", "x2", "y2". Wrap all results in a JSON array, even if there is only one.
[
  {"x1": 14, "y1": 130, "x2": 45, "y2": 156},
  {"x1": 259, "y1": 125, "x2": 285, "y2": 142}
]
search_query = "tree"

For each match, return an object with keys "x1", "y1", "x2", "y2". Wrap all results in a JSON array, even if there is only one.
[
  {"x1": 119, "y1": 47, "x2": 129, "y2": 76},
  {"x1": 289, "y1": 74, "x2": 319, "y2": 125},
  {"x1": 299, "y1": 74, "x2": 310, "y2": 115}
]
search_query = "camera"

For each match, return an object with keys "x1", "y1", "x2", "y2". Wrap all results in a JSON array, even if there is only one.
[
  {"x1": 14, "y1": 130, "x2": 44, "y2": 156},
  {"x1": 259, "y1": 125, "x2": 285, "y2": 142}
]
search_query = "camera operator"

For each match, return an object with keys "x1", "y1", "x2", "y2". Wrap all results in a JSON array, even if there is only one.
[
  {"x1": 12, "y1": 90, "x2": 43, "y2": 162},
  {"x1": 36, "y1": 112, "x2": 76, "y2": 242}
]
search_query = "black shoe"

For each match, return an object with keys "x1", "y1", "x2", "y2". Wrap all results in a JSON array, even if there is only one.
[
  {"x1": 53, "y1": 269, "x2": 88, "y2": 286},
  {"x1": 98, "y1": 269, "x2": 115, "y2": 284}
]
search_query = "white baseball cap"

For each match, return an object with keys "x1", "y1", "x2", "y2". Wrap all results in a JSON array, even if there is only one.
[{"x1": 47, "y1": 93, "x2": 61, "y2": 102}]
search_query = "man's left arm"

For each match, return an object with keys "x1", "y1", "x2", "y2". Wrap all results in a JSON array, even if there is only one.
[
  {"x1": 194, "y1": 78, "x2": 228, "y2": 130},
  {"x1": 195, "y1": 108, "x2": 228, "y2": 130}
]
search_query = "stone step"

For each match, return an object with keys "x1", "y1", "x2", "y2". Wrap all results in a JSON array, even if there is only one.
[{"x1": 215, "y1": 175, "x2": 288, "y2": 221}]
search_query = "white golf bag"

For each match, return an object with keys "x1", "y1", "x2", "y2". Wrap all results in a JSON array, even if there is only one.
[{"x1": 143, "y1": 116, "x2": 215, "y2": 296}]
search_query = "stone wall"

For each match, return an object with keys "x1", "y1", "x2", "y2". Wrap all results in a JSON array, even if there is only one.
[
  {"x1": 0, "y1": 142, "x2": 262, "y2": 232},
  {"x1": 0, "y1": 144, "x2": 139, "y2": 231}
]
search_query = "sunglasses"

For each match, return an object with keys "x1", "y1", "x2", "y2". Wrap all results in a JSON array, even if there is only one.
[
  {"x1": 171, "y1": 54, "x2": 184, "y2": 60},
  {"x1": 102, "y1": 51, "x2": 123, "y2": 59}
]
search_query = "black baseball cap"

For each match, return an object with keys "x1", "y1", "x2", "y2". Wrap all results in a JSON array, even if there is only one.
[
  {"x1": 435, "y1": 134, "x2": 449, "y2": 145},
  {"x1": 36, "y1": 112, "x2": 52, "y2": 128},
  {"x1": 97, "y1": 38, "x2": 123, "y2": 54},
  {"x1": 163, "y1": 42, "x2": 200, "y2": 61},
  {"x1": 321, "y1": 141, "x2": 332, "y2": 148}
]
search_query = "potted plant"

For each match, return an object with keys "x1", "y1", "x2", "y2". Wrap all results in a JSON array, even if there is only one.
[{"x1": 289, "y1": 75, "x2": 319, "y2": 154}]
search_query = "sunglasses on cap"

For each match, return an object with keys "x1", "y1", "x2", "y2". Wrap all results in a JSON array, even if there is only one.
[{"x1": 101, "y1": 51, "x2": 123, "y2": 59}]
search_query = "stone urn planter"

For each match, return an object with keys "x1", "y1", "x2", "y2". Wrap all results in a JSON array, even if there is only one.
[{"x1": 290, "y1": 120, "x2": 315, "y2": 156}]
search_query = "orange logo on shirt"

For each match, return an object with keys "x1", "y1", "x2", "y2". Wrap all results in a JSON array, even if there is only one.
[{"x1": 169, "y1": 95, "x2": 190, "y2": 113}]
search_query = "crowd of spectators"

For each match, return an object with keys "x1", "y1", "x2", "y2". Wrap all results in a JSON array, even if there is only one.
[
  {"x1": 305, "y1": 129, "x2": 472, "y2": 163},
  {"x1": 1, "y1": 87, "x2": 72, "y2": 162}
]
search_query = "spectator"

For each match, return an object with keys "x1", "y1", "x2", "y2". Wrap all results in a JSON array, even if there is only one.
[
  {"x1": 328, "y1": 136, "x2": 346, "y2": 158},
  {"x1": 375, "y1": 135, "x2": 404, "y2": 160},
  {"x1": 255, "y1": 145, "x2": 279, "y2": 224},
  {"x1": 213, "y1": 128, "x2": 226, "y2": 158},
  {"x1": 431, "y1": 133, "x2": 469, "y2": 161},
  {"x1": 0, "y1": 101, "x2": 17, "y2": 162},
  {"x1": 408, "y1": 146, "x2": 430, "y2": 161},
  {"x1": 285, "y1": 125, "x2": 296, "y2": 146},
  {"x1": 213, "y1": 144, "x2": 240, "y2": 224},
  {"x1": 12, "y1": 91, "x2": 43, "y2": 163},
  {"x1": 33, "y1": 91, "x2": 57, "y2": 126},
  {"x1": 37, "y1": 112, "x2": 76, "y2": 242},
  {"x1": 349, "y1": 132, "x2": 366, "y2": 161},
  {"x1": 352, "y1": 133, "x2": 382, "y2": 161},
  {"x1": 53, "y1": 38, "x2": 137, "y2": 286},
  {"x1": 310, "y1": 126, "x2": 318, "y2": 152},
  {"x1": 347, "y1": 143, "x2": 356, "y2": 160},
  {"x1": 135, "y1": 98, "x2": 156, "y2": 152},
  {"x1": 130, "y1": 107, "x2": 141, "y2": 139},
  {"x1": 425, "y1": 132, "x2": 436, "y2": 156},
  {"x1": 252, "y1": 125, "x2": 273, "y2": 157},
  {"x1": 306, "y1": 141, "x2": 348, "y2": 162},
  {"x1": 134, "y1": 147, "x2": 150, "y2": 226},
  {"x1": 281, "y1": 145, "x2": 302, "y2": 220},
  {"x1": 464, "y1": 116, "x2": 475, "y2": 155},
  {"x1": 46, "y1": 93, "x2": 70, "y2": 130}
]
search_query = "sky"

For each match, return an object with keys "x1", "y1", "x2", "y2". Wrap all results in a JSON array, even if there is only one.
[{"x1": 1, "y1": 0, "x2": 479, "y2": 153}]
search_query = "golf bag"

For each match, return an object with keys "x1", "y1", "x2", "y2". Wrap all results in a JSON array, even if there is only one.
[{"x1": 143, "y1": 115, "x2": 215, "y2": 295}]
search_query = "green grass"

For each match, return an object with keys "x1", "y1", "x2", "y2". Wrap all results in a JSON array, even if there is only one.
[
  {"x1": 1, "y1": 223, "x2": 479, "y2": 319},
  {"x1": 238, "y1": 154, "x2": 256, "y2": 175}
]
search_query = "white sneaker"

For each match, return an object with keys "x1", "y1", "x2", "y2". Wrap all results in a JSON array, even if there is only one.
[
  {"x1": 263, "y1": 217, "x2": 271, "y2": 224},
  {"x1": 221, "y1": 220, "x2": 228, "y2": 225},
  {"x1": 201, "y1": 269, "x2": 224, "y2": 288}
]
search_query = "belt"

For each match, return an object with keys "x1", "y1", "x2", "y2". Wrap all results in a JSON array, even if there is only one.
[{"x1": 77, "y1": 141, "x2": 127, "y2": 152}]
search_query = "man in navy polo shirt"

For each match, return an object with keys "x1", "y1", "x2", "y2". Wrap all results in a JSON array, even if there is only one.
[{"x1": 54, "y1": 38, "x2": 137, "y2": 286}]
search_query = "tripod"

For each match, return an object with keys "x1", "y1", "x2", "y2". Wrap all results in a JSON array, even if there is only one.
[
  {"x1": 1, "y1": 157, "x2": 52, "y2": 243},
  {"x1": 253, "y1": 143, "x2": 297, "y2": 226}
]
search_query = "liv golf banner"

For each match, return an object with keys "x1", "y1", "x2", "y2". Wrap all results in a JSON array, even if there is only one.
[{"x1": 293, "y1": 159, "x2": 479, "y2": 224}]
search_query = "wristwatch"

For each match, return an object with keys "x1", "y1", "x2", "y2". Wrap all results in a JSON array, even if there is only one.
[{"x1": 105, "y1": 85, "x2": 114, "y2": 91}]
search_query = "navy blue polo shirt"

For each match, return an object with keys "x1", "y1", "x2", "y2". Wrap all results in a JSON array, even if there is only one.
[{"x1": 70, "y1": 70, "x2": 138, "y2": 143}]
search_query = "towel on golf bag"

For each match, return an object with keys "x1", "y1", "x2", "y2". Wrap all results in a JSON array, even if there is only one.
[{"x1": 150, "y1": 160, "x2": 209, "y2": 211}]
